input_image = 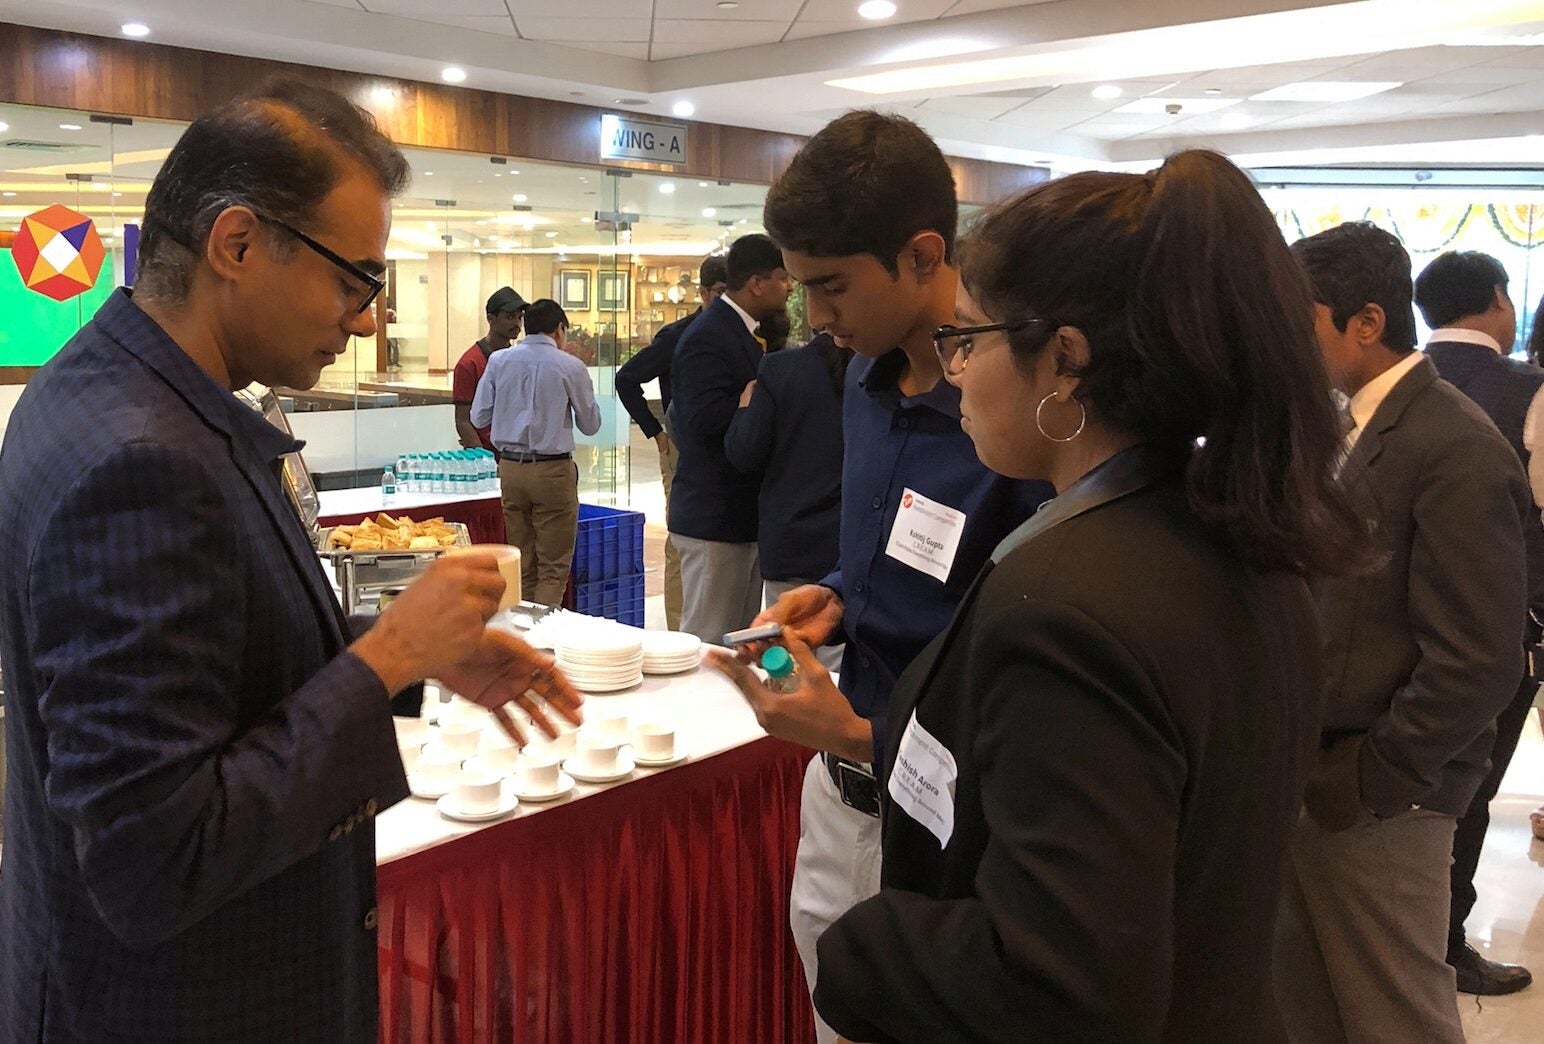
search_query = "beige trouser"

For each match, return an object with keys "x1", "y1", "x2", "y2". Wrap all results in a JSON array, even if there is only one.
[
  {"x1": 498, "y1": 458, "x2": 579, "y2": 607},
  {"x1": 659, "y1": 440, "x2": 683, "y2": 631}
]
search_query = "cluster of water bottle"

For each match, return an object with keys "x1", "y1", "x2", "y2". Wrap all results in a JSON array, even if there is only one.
[{"x1": 381, "y1": 449, "x2": 499, "y2": 502}]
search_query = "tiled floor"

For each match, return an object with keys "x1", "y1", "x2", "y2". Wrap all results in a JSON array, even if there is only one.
[
  {"x1": 1460, "y1": 712, "x2": 1544, "y2": 1041},
  {"x1": 620, "y1": 422, "x2": 1544, "y2": 1041}
]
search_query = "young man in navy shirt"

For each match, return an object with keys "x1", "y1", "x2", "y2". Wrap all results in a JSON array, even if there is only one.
[{"x1": 711, "y1": 111, "x2": 1053, "y2": 1044}]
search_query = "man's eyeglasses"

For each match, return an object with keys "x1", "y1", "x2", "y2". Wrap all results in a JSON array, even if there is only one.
[
  {"x1": 257, "y1": 214, "x2": 385, "y2": 315},
  {"x1": 932, "y1": 318, "x2": 1055, "y2": 376}
]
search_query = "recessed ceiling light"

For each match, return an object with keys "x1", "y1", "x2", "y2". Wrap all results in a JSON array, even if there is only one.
[
  {"x1": 423, "y1": 171, "x2": 434, "y2": 176},
  {"x1": 658, "y1": 183, "x2": 676, "y2": 194},
  {"x1": 2, "y1": 192, "x2": 15, "y2": 198},
  {"x1": 1091, "y1": 84, "x2": 1122, "y2": 100},
  {"x1": 1204, "y1": 88, "x2": 1223, "y2": 96},
  {"x1": 702, "y1": 207, "x2": 717, "y2": 217},
  {"x1": 858, "y1": 0, "x2": 897, "y2": 19},
  {"x1": 511, "y1": 169, "x2": 520, "y2": 175},
  {"x1": 0, "y1": 121, "x2": 9, "y2": 133},
  {"x1": 112, "y1": 192, "x2": 122, "y2": 197},
  {"x1": 1115, "y1": 96, "x2": 1240, "y2": 115},
  {"x1": 513, "y1": 193, "x2": 528, "y2": 202},
  {"x1": 59, "y1": 123, "x2": 82, "y2": 131},
  {"x1": 121, "y1": 22, "x2": 150, "y2": 38},
  {"x1": 1249, "y1": 80, "x2": 1401, "y2": 103},
  {"x1": 614, "y1": 97, "x2": 648, "y2": 106},
  {"x1": 672, "y1": 100, "x2": 696, "y2": 118},
  {"x1": 698, "y1": 181, "x2": 709, "y2": 187},
  {"x1": 441, "y1": 66, "x2": 468, "y2": 84},
  {"x1": 545, "y1": 231, "x2": 558, "y2": 238},
  {"x1": 717, "y1": 1, "x2": 739, "y2": 8},
  {"x1": 738, "y1": 218, "x2": 747, "y2": 224}
]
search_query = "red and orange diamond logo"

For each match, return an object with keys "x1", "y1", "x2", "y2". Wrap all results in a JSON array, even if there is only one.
[{"x1": 11, "y1": 204, "x2": 106, "y2": 302}]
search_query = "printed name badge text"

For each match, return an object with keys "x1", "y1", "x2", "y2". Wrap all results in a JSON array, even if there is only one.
[
  {"x1": 889, "y1": 710, "x2": 959, "y2": 848},
  {"x1": 884, "y1": 487, "x2": 966, "y2": 583}
]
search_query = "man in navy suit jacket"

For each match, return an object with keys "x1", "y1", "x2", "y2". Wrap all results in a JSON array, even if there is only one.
[
  {"x1": 0, "y1": 81, "x2": 578, "y2": 1043},
  {"x1": 667, "y1": 234, "x2": 792, "y2": 643}
]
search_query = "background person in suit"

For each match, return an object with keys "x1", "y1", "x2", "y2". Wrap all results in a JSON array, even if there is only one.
[
  {"x1": 721, "y1": 150, "x2": 1369, "y2": 1042},
  {"x1": 0, "y1": 81, "x2": 580, "y2": 1043},
  {"x1": 724, "y1": 331, "x2": 852, "y2": 612},
  {"x1": 667, "y1": 234, "x2": 792, "y2": 643},
  {"x1": 1415, "y1": 249, "x2": 1541, "y2": 996},
  {"x1": 1277, "y1": 222, "x2": 1529, "y2": 1044},
  {"x1": 614, "y1": 254, "x2": 729, "y2": 630}
]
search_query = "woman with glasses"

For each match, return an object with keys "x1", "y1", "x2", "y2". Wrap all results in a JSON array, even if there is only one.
[{"x1": 809, "y1": 150, "x2": 1372, "y2": 1042}]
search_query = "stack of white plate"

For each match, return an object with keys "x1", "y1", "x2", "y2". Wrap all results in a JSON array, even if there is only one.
[
  {"x1": 641, "y1": 631, "x2": 703, "y2": 675},
  {"x1": 556, "y1": 627, "x2": 645, "y2": 692}
]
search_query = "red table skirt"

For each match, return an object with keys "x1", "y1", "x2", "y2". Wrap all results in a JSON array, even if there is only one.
[
  {"x1": 320, "y1": 497, "x2": 506, "y2": 545},
  {"x1": 377, "y1": 737, "x2": 818, "y2": 1044}
]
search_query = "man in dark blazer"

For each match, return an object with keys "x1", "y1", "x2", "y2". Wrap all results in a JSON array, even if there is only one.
[
  {"x1": 615, "y1": 254, "x2": 729, "y2": 631},
  {"x1": 1416, "y1": 249, "x2": 1541, "y2": 995},
  {"x1": 0, "y1": 82, "x2": 578, "y2": 1043},
  {"x1": 667, "y1": 234, "x2": 792, "y2": 643},
  {"x1": 1276, "y1": 222, "x2": 1529, "y2": 1043}
]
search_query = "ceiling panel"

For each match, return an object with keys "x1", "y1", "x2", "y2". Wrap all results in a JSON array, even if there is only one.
[
  {"x1": 654, "y1": 0, "x2": 803, "y2": 19},
  {"x1": 363, "y1": 0, "x2": 508, "y2": 16},
  {"x1": 918, "y1": 95, "x2": 1034, "y2": 119},
  {"x1": 395, "y1": 14, "x2": 517, "y2": 35},
  {"x1": 796, "y1": 0, "x2": 956, "y2": 26},
  {"x1": 541, "y1": 41, "x2": 651, "y2": 59},
  {"x1": 1187, "y1": 59, "x2": 1368, "y2": 89},
  {"x1": 944, "y1": 0, "x2": 1062, "y2": 13},
  {"x1": 303, "y1": 0, "x2": 367, "y2": 8},
  {"x1": 994, "y1": 81, "x2": 1177, "y2": 115},
  {"x1": 511, "y1": 0, "x2": 654, "y2": 15},
  {"x1": 517, "y1": 16, "x2": 651, "y2": 41},
  {"x1": 651, "y1": 18, "x2": 791, "y2": 46}
]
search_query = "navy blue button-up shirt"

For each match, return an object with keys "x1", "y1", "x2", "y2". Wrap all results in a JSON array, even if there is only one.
[{"x1": 823, "y1": 349, "x2": 1054, "y2": 770}]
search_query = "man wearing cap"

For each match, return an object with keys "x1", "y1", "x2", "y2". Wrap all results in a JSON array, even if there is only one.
[{"x1": 454, "y1": 286, "x2": 528, "y2": 452}]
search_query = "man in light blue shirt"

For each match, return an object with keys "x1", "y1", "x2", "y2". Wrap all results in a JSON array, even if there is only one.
[{"x1": 472, "y1": 299, "x2": 601, "y2": 605}]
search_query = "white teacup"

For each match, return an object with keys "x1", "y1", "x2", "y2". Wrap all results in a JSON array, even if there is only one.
[
  {"x1": 439, "y1": 720, "x2": 482, "y2": 757},
  {"x1": 574, "y1": 735, "x2": 623, "y2": 776},
  {"x1": 397, "y1": 736, "x2": 423, "y2": 774},
  {"x1": 440, "y1": 696, "x2": 486, "y2": 728},
  {"x1": 469, "y1": 745, "x2": 519, "y2": 776},
  {"x1": 415, "y1": 747, "x2": 462, "y2": 791},
  {"x1": 633, "y1": 723, "x2": 676, "y2": 762},
  {"x1": 393, "y1": 716, "x2": 429, "y2": 746},
  {"x1": 450, "y1": 544, "x2": 523, "y2": 611},
  {"x1": 450, "y1": 770, "x2": 505, "y2": 815},
  {"x1": 530, "y1": 729, "x2": 577, "y2": 761},
  {"x1": 591, "y1": 708, "x2": 629, "y2": 739},
  {"x1": 516, "y1": 752, "x2": 562, "y2": 793}
]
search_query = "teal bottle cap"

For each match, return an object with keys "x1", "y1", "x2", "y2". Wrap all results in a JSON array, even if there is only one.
[{"x1": 760, "y1": 646, "x2": 794, "y2": 678}]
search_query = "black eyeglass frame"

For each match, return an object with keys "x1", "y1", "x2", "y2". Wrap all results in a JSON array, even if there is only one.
[
  {"x1": 932, "y1": 317, "x2": 1056, "y2": 375},
  {"x1": 257, "y1": 214, "x2": 385, "y2": 315}
]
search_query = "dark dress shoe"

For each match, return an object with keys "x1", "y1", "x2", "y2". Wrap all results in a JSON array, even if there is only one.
[{"x1": 1449, "y1": 942, "x2": 1533, "y2": 996}]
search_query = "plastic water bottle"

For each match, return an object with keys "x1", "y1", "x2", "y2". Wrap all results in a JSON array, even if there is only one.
[
  {"x1": 381, "y1": 465, "x2": 397, "y2": 505},
  {"x1": 454, "y1": 451, "x2": 471, "y2": 495},
  {"x1": 414, "y1": 454, "x2": 429, "y2": 494},
  {"x1": 761, "y1": 646, "x2": 799, "y2": 694},
  {"x1": 396, "y1": 455, "x2": 411, "y2": 494},
  {"x1": 481, "y1": 450, "x2": 496, "y2": 493}
]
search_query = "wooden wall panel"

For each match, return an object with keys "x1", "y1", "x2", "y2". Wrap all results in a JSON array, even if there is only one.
[{"x1": 0, "y1": 23, "x2": 1046, "y2": 203}]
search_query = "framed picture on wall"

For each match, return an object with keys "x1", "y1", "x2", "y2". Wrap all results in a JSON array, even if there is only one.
[
  {"x1": 557, "y1": 270, "x2": 590, "y2": 310},
  {"x1": 598, "y1": 270, "x2": 629, "y2": 311}
]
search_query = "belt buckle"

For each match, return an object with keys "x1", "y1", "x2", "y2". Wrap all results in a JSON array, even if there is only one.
[{"x1": 834, "y1": 759, "x2": 879, "y2": 818}]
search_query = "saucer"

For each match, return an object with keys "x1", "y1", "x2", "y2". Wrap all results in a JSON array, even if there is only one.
[
  {"x1": 436, "y1": 793, "x2": 519, "y2": 823},
  {"x1": 562, "y1": 753, "x2": 637, "y2": 783},
  {"x1": 512, "y1": 772, "x2": 577, "y2": 803},
  {"x1": 633, "y1": 750, "x2": 688, "y2": 768},
  {"x1": 409, "y1": 776, "x2": 456, "y2": 801}
]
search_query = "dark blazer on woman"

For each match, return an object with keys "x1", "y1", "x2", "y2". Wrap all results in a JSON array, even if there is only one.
[
  {"x1": 723, "y1": 334, "x2": 844, "y2": 582},
  {"x1": 814, "y1": 444, "x2": 1324, "y2": 1043}
]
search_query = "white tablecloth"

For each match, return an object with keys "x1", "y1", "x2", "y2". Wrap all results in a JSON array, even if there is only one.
[
  {"x1": 318, "y1": 486, "x2": 499, "y2": 521},
  {"x1": 375, "y1": 664, "x2": 769, "y2": 865}
]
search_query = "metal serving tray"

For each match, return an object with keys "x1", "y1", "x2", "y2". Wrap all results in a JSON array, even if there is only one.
[{"x1": 315, "y1": 520, "x2": 470, "y2": 612}]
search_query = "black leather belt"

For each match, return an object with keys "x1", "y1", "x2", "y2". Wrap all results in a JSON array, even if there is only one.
[
  {"x1": 499, "y1": 450, "x2": 572, "y2": 463},
  {"x1": 823, "y1": 752, "x2": 880, "y2": 818}
]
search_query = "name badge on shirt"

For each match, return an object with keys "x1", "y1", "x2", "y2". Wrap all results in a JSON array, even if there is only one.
[
  {"x1": 884, "y1": 487, "x2": 966, "y2": 583},
  {"x1": 889, "y1": 710, "x2": 959, "y2": 848}
]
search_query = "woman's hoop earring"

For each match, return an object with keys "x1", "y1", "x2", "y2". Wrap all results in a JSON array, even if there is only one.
[{"x1": 1036, "y1": 392, "x2": 1086, "y2": 443}]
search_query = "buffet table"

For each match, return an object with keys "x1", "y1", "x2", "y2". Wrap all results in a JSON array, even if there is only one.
[
  {"x1": 319, "y1": 487, "x2": 506, "y2": 545},
  {"x1": 375, "y1": 668, "x2": 818, "y2": 1044}
]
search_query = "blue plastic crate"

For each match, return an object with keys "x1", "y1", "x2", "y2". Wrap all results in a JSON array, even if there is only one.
[
  {"x1": 571, "y1": 504, "x2": 645, "y2": 584},
  {"x1": 571, "y1": 572, "x2": 646, "y2": 628}
]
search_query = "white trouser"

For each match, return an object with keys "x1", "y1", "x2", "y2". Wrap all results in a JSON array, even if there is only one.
[{"x1": 790, "y1": 754, "x2": 882, "y2": 1044}]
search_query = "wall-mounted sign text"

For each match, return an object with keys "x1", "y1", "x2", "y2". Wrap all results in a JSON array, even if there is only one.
[{"x1": 600, "y1": 114, "x2": 688, "y2": 166}]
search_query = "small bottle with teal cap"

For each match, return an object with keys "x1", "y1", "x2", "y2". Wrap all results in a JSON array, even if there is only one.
[{"x1": 760, "y1": 646, "x2": 800, "y2": 694}]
